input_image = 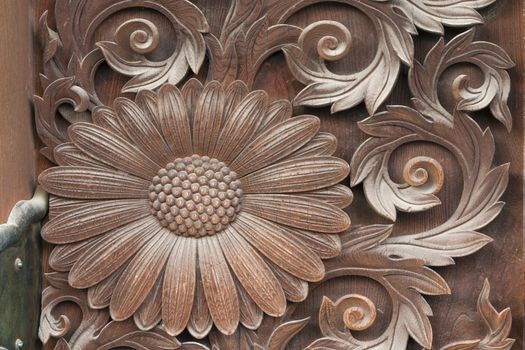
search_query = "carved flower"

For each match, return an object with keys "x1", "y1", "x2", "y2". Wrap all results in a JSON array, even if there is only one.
[{"x1": 39, "y1": 79, "x2": 352, "y2": 337}]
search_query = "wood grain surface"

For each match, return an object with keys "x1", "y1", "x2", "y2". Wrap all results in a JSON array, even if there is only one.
[
  {"x1": 21, "y1": 0, "x2": 525, "y2": 349},
  {"x1": 0, "y1": 0, "x2": 35, "y2": 222}
]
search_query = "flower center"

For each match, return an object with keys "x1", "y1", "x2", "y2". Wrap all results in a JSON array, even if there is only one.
[{"x1": 149, "y1": 155, "x2": 242, "y2": 238}]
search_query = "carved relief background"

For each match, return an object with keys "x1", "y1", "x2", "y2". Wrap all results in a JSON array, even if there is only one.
[{"x1": 33, "y1": 0, "x2": 523, "y2": 349}]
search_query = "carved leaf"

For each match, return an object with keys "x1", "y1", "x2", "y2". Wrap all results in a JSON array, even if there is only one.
[
  {"x1": 477, "y1": 280, "x2": 515, "y2": 349},
  {"x1": 352, "y1": 103, "x2": 509, "y2": 266},
  {"x1": 54, "y1": 338, "x2": 72, "y2": 350},
  {"x1": 282, "y1": 2, "x2": 414, "y2": 114},
  {"x1": 34, "y1": 77, "x2": 90, "y2": 161},
  {"x1": 94, "y1": 321, "x2": 181, "y2": 350},
  {"x1": 409, "y1": 29, "x2": 514, "y2": 130},
  {"x1": 441, "y1": 340, "x2": 482, "y2": 350},
  {"x1": 306, "y1": 337, "x2": 358, "y2": 350},
  {"x1": 440, "y1": 279, "x2": 515, "y2": 350},
  {"x1": 206, "y1": 0, "x2": 301, "y2": 86},
  {"x1": 313, "y1": 224, "x2": 451, "y2": 349},
  {"x1": 394, "y1": 0, "x2": 496, "y2": 34},
  {"x1": 266, "y1": 317, "x2": 309, "y2": 350},
  {"x1": 351, "y1": 106, "x2": 443, "y2": 221},
  {"x1": 96, "y1": 1, "x2": 209, "y2": 92}
]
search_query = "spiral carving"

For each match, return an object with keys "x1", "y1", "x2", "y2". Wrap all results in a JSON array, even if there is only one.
[
  {"x1": 338, "y1": 294, "x2": 377, "y2": 331},
  {"x1": 298, "y1": 20, "x2": 352, "y2": 61},
  {"x1": 402, "y1": 156, "x2": 444, "y2": 194},
  {"x1": 115, "y1": 19, "x2": 160, "y2": 54}
]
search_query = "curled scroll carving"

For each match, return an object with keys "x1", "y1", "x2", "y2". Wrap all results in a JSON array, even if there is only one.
[
  {"x1": 305, "y1": 277, "x2": 514, "y2": 350},
  {"x1": 303, "y1": 21, "x2": 353, "y2": 62},
  {"x1": 402, "y1": 156, "x2": 444, "y2": 195},
  {"x1": 310, "y1": 224, "x2": 451, "y2": 349},
  {"x1": 340, "y1": 295, "x2": 377, "y2": 331},
  {"x1": 409, "y1": 28, "x2": 514, "y2": 130},
  {"x1": 351, "y1": 30, "x2": 512, "y2": 225},
  {"x1": 97, "y1": 3, "x2": 209, "y2": 93},
  {"x1": 34, "y1": 78, "x2": 91, "y2": 162},
  {"x1": 282, "y1": 3, "x2": 414, "y2": 114},
  {"x1": 275, "y1": 0, "x2": 498, "y2": 114}
]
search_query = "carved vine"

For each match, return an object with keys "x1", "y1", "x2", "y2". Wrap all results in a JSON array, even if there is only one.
[
  {"x1": 35, "y1": 0, "x2": 515, "y2": 349},
  {"x1": 305, "y1": 278, "x2": 514, "y2": 350}
]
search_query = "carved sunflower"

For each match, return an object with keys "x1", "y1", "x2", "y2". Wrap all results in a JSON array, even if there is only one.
[{"x1": 39, "y1": 79, "x2": 352, "y2": 337}]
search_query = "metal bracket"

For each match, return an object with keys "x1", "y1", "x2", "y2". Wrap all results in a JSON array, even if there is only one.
[
  {"x1": 0, "y1": 186, "x2": 48, "y2": 253},
  {"x1": 0, "y1": 187, "x2": 48, "y2": 350}
]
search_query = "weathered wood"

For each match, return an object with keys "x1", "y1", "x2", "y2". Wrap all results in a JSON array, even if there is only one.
[
  {"x1": 0, "y1": 0, "x2": 35, "y2": 221},
  {"x1": 24, "y1": 0, "x2": 524, "y2": 349},
  {"x1": 0, "y1": 188, "x2": 47, "y2": 349}
]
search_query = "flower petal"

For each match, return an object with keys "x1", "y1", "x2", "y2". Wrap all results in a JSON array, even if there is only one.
[
  {"x1": 243, "y1": 194, "x2": 350, "y2": 233},
  {"x1": 114, "y1": 97, "x2": 173, "y2": 165},
  {"x1": 258, "y1": 99, "x2": 292, "y2": 133},
  {"x1": 233, "y1": 213, "x2": 324, "y2": 282},
  {"x1": 42, "y1": 199, "x2": 150, "y2": 244},
  {"x1": 188, "y1": 267, "x2": 213, "y2": 339},
  {"x1": 163, "y1": 236, "x2": 197, "y2": 336},
  {"x1": 49, "y1": 196, "x2": 90, "y2": 219},
  {"x1": 136, "y1": 90, "x2": 161, "y2": 129},
  {"x1": 134, "y1": 274, "x2": 163, "y2": 331},
  {"x1": 284, "y1": 228, "x2": 342, "y2": 259},
  {"x1": 218, "y1": 227, "x2": 286, "y2": 317},
  {"x1": 198, "y1": 235, "x2": 239, "y2": 335},
  {"x1": 92, "y1": 106, "x2": 127, "y2": 138},
  {"x1": 213, "y1": 91, "x2": 268, "y2": 163},
  {"x1": 39, "y1": 166, "x2": 150, "y2": 199},
  {"x1": 181, "y1": 78, "x2": 203, "y2": 127},
  {"x1": 49, "y1": 235, "x2": 103, "y2": 272},
  {"x1": 285, "y1": 132, "x2": 337, "y2": 160},
  {"x1": 193, "y1": 81, "x2": 225, "y2": 155},
  {"x1": 266, "y1": 260, "x2": 308, "y2": 302},
  {"x1": 237, "y1": 283, "x2": 263, "y2": 330},
  {"x1": 242, "y1": 156, "x2": 349, "y2": 194},
  {"x1": 54, "y1": 143, "x2": 107, "y2": 168},
  {"x1": 110, "y1": 229, "x2": 176, "y2": 321},
  {"x1": 223, "y1": 80, "x2": 249, "y2": 118},
  {"x1": 69, "y1": 123, "x2": 159, "y2": 180},
  {"x1": 88, "y1": 263, "x2": 127, "y2": 309},
  {"x1": 298, "y1": 184, "x2": 354, "y2": 208},
  {"x1": 68, "y1": 216, "x2": 160, "y2": 289},
  {"x1": 158, "y1": 84, "x2": 193, "y2": 157},
  {"x1": 231, "y1": 115, "x2": 320, "y2": 176}
]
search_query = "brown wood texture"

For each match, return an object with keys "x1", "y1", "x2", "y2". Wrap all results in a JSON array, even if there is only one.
[
  {"x1": 29, "y1": 1, "x2": 523, "y2": 349},
  {"x1": 0, "y1": 0, "x2": 35, "y2": 222}
]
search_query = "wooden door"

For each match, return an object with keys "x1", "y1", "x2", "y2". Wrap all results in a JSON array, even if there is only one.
[{"x1": 0, "y1": 0, "x2": 522, "y2": 349}]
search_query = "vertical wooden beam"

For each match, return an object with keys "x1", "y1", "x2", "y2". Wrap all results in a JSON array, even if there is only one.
[{"x1": 0, "y1": 0, "x2": 35, "y2": 222}]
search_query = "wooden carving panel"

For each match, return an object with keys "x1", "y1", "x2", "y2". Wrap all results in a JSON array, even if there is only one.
[{"x1": 32, "y1": 0, "x2": 523, "y2": 349}]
